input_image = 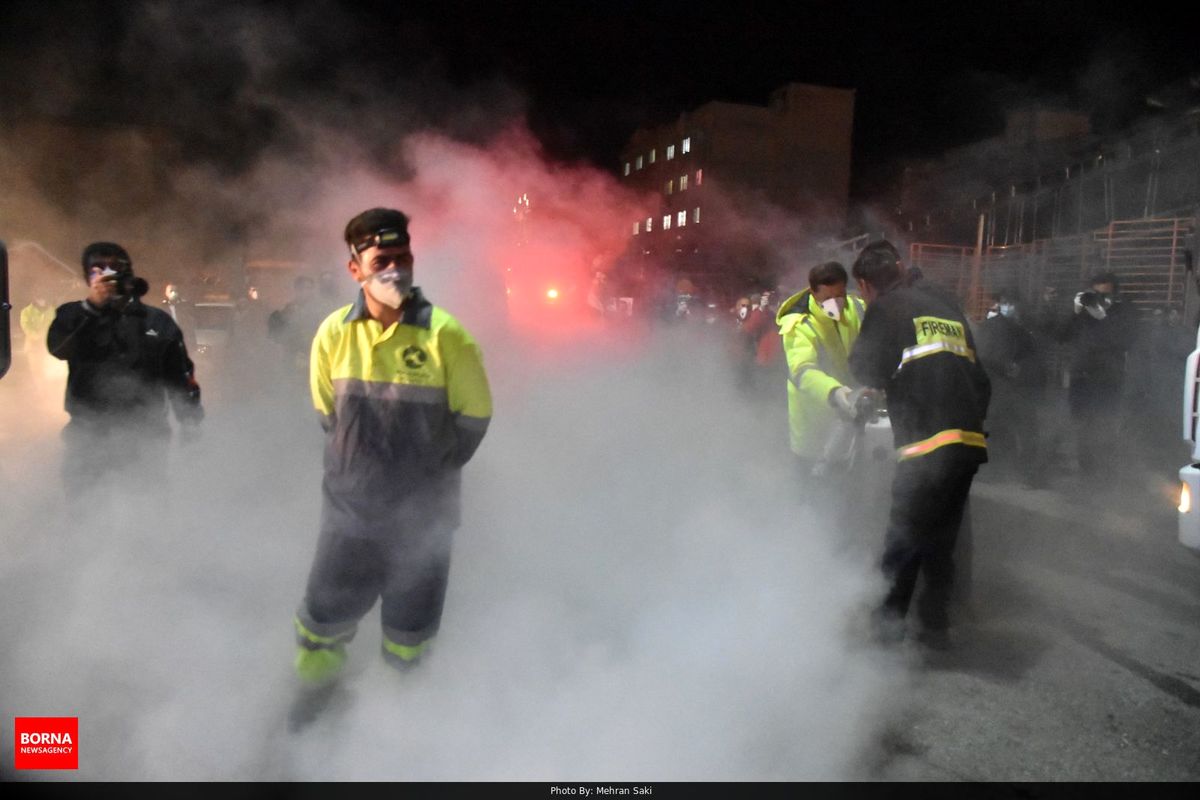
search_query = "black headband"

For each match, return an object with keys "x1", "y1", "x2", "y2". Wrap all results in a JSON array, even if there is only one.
[{"x1": 351, "y1": 228, "x2": 410, "y2": 255}]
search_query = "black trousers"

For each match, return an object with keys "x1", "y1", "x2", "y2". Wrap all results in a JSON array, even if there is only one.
[
  {"x1": 879, "y1": 454, "x2": 979, "y2": 631},
  {"x1": 1068, "y1": 379, "x2": 1122, "y2": 476}
]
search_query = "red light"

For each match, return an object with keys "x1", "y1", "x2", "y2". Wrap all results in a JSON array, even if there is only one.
[{"x1": 546, "y1": 288, "x2": 559, "y2": 300}]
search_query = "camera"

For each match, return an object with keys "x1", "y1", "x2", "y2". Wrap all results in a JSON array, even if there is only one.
[
  {"x1": 99, "y1": 267, "x2": 149, "y2": 299},
  {"x1": 1077, "y1": 290, "x2": 1112, "y2": 312}
]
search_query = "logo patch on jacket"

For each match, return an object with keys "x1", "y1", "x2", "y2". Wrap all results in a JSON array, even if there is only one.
[
  {"x1": 402, "y1": 346, "x2": 428, "y2": 369},
  {"x1": 903, "y1": 316, "x2": 975, "y2": 365},
  {"x1": 145, "y1": 329, "x2": 159, "y2": 337},
  {"x1": 914, "y1": 316, "x2": 966, "y2": 345}
]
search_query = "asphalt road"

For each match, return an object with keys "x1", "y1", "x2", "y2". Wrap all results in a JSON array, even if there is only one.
[{"x1": 864, "y1": 469, "x2": 1200, "y2": 781}]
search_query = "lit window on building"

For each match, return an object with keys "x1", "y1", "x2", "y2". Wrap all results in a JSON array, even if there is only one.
[
  {"x1": 679, "y1": 174, "x2": 688, "y2": 191},
  {"x1": 677, "y1": 210, "x2": 686, "y2": 227},
  {"x1": 693, "y1": 207, "x2": 700, "y2": 224},
  {"x1": 646, "y1": 216, "x2": 653, "y2": 232},
  {"x1": 696, "y1": 169, "x2": 703, "y2": 186},
  {"x1": 682, "y1": 136, "x2": 691, "y2": 154},
  {"x1": 633, "y1": 221, "x2": 640, "y2": 235},
  {"x1": 649, "y1": 148, "x2": 656, "y2": 164},
  {"x1": 666, "y1": 179, "x2": 673, "y2": 195},
  {"x1": 663, "y1": 215, "x2": 671, "y2": 230},
  {"x1": 624, "y1": 162, "x2": 630, "y2": 176},
  {"x1": 666, "y1": 144, "x2": 675, "y2": 160},
  {"x1": 636, "y1": 155, "x2": 644, "y2": 170}
]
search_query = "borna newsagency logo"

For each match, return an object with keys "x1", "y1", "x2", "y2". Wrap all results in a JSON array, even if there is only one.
[{"x1": 14, "y1": 717, "x2": 78, "y2": 770}]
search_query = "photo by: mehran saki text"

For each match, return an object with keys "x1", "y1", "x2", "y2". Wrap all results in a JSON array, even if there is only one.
[{"x1": 550, "y1": 786, "x2": 653, "y2": 796}]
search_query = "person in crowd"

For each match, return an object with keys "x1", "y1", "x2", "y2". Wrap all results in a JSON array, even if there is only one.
[
  {"x1": 46, "y1": 242, "x2": 203, "y2": 496},
  {"x1": 289, "y1": 207, "x2": 492, "y2": 728},
  {"x1": 669, "y1": 278, "x2": 699, "y2": 323},
  {"x1": 268, "y1": 275, "x2": 328, "y2": 381},
  {"x1": 775, "y1": 261, "x2": 869, "y2": 494},
  {"x1": 587, "y1": 270, "x2": 614, "y2": 320},
  {"x1": 19, "y1": 292, "x2": 55, "y2": 384},
  {"x1": 1059, "y1": 271, "x2": 1138, "y2": 479},
  {"x1": 973, "y1": 293, "x2": 1047, "y2": 487},
  {"x1": 849, "y1": 240, "x2": 990, "y2": 650}
]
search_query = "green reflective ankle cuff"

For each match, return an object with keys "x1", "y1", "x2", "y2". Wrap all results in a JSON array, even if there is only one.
[{"x1": 294, "y1": 645, "x2": 346, "y2": 684}]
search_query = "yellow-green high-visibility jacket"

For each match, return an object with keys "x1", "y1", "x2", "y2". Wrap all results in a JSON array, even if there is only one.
[
  {"x1": 311, "y1": 287, "x2": 492, "y2": 511},
  {"x1": 20, "y1": 302, "x2": 54, "y2": 353},
  {"x1": 775, "y1": 289, "x2": 866, "y2": 459}
]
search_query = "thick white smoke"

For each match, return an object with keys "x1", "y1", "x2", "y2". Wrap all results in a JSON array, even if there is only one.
[
  {"x1": 0, "y1": 1, "x2": 916, "y2": 782},
  {"x1": 0, "y1": 310, "x2": 909, "y2": 781}
]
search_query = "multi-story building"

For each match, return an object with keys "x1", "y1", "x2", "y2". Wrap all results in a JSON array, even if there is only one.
[{"x1": 617, "y1": 82, "x2": 856, "y2": 296}]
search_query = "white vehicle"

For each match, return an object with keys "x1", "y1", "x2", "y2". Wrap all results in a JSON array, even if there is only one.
[{"x1": 1178, "y1": 325, "x2": 1200, "y2": 550}]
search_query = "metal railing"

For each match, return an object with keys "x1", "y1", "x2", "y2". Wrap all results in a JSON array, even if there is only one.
[{"x1": 909, "y1": 216, "x2": 1196, "y2": 320}]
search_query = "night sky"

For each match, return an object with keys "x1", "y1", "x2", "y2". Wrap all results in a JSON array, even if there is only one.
[{"x1": 1, "y1": 0, "x2": 1196, "y2": 198}]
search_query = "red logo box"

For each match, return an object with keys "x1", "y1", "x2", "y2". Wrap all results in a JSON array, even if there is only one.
[{"x1": 14, "y1": 717, "x2": 78, "y2": 770}]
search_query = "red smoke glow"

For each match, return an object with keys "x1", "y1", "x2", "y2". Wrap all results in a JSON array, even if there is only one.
[{"x1": 387, "y1": 127, "x2": 654, "y2": 345}]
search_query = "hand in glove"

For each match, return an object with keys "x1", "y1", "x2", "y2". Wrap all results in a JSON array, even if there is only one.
[
  {"x1": 830, "y1": 386, "x2": 882, "y2": 423},
  {"x1": 829, "y1": 386, "x2": 859, "y2": 422},
  {"x1": 1073, "y1": 292, "x2": 1085, "y2": 315}
]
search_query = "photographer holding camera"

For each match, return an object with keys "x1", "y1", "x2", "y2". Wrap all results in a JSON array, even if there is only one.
[
  {"x1": 1062, "y1": 271, "x2": 1137, "y2": 479},
  {"x1": 47, "y1": 242, "x2": 203, "y2": 497}
]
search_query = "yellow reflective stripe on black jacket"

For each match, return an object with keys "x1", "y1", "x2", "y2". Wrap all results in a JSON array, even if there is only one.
[
  {"x1": 311, "y1": 288, "x2": 492, "y2": 499},
  {"x1": 897, "y1": 429, "x2": 987, "y2": 461},
  {"x1": 848, "y1": 277, "x2": 990, "y2": 465}
]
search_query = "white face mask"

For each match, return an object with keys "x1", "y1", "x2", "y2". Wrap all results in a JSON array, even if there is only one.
[
  {"x1": 361, "y1": 267, "x2": 411, "y2": 309},
  {"x1": 738, "y1": 306, "x2": 748, "y2": 320},
  {"x1": 820, "y1": 296, "x2": 847, "y2": 320}
]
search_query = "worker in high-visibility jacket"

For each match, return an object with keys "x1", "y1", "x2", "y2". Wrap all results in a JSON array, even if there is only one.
[
  {"x1": 849, "y1": 240, "x2": 990, "y2": 651},
  {"x1": 292, "y1": 207, "x2": 492, "y2": 692},
  {"x1": 776, "y1": 261, "x2": 868, "y2": 482}
]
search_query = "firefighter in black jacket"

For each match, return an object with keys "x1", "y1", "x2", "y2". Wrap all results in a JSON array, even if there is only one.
[
  {"x1": 47, "y1": 242, "x2": 203, "y2": 495},
  {"x1": 848, "y1": 241, "x2": 991, "y2": 649}
]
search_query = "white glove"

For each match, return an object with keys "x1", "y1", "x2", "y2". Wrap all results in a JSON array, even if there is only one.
[
  {"x1": 829, "y1": 386, "x2": 858, "y2": 422},
  {"x1": 1073, "y1": 292, "x2": 1085, "y2": 315}
]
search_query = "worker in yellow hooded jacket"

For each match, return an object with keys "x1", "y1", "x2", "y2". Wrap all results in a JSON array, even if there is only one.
[{"x1": 776, "y1": 261, "x2": 868, "y2": 479}]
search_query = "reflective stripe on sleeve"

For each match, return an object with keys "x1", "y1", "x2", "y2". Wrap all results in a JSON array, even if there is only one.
[
  {"x1": 899, "y1": 340, "x2": 976, "y2": 366},
  {"x1": 896, "y1": 429, "x2": 987, "y2": 461}
]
